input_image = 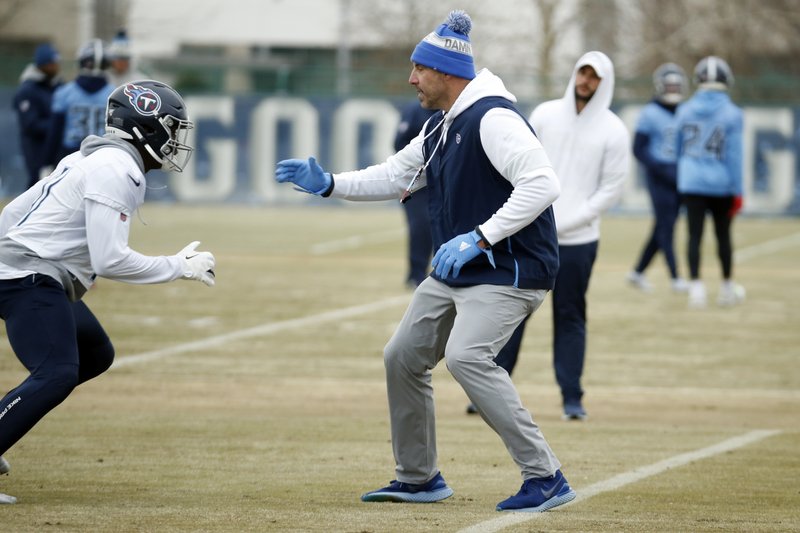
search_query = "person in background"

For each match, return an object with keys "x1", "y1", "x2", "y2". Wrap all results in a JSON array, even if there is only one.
[
  {"x1": 675, "y1": 56, "x2": 745, "y2": 309},
  {"x1": 276, "y1": 10, "x2": 576, "y2": 514},
  {"x1": 394, "y1": 100, "x2": 437, "y2": 288},
  {"x1": 12, "y1": 43, "x2": 63, "y2": 189},
  {"x1": 626, "y1": 63, "x2": 689, "y2": 293},
  {"x1": 43, "y1": 39, "x2": 114, "y2": 168},
  {"x1": 0, "y1": 81, "x2": 214, "y2": 505},
  {"x1": 528, "y1": 51, "x2": 630, "y2": 421},
  {"x1": 107, "y1": 29, "x2": 146, "y2": 86}
]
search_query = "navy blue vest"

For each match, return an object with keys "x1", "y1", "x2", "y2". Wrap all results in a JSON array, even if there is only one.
[{"x1": 423, "y1": 96, "x2": 558, "y2": 289}]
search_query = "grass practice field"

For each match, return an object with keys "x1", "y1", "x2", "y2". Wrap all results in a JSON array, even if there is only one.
[{"x1": 0, "y1": 203, "x2": 798, "y2": 532}]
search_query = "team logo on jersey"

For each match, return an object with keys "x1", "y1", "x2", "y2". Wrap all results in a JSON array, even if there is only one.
[{"x1": 123, "y1": 84, "x2": 162, "y2": 117}]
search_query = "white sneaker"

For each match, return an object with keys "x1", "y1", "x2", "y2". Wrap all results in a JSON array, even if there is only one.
[
  {"x1": 718, "y1": 281, "x2": 746, "y2": 307},
  {"x1": 626, "y1": 271, "x2": 653, "y2": 292},
  {"x1": 688, "y1": 280, "x2": 707, "y2": 309},
  {"x1": 0, "y1": 456, "x2": 15, "y2": 504},
  {"x1": 671, "y1": 278, "x2": 689, "y2": 293}
]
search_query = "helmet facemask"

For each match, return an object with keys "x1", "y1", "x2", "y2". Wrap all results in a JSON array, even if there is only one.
[
  {"x1": 659, "y1": 78, "x2": 685, "y2": 105},
  {"x1": 653, "y1": 64, "x2": 687, "y2": 105},
  {"x1": 133, "y1": 115, "x2": 194, "y2": 172}
]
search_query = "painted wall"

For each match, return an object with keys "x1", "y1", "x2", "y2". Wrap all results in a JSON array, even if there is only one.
[{"x1": 2, "y1": 91, "x2": 798, "y2": 214}]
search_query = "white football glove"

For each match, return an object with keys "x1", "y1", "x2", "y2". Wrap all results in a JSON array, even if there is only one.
[{"x1": 177, "y1": 241, "x2": 216, "y2": 287}]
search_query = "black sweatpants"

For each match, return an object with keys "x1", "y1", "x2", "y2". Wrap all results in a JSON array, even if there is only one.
[{"x1": 683, "y1": 194, "x2": 735, "y2": 280}]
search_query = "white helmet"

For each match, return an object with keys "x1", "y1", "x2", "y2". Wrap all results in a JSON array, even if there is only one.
[
  {"x1": 694, "y1": 56, "x2": 734, "y2": 90},
  {"x1": 653, "y1": 63, "x2": 688, "y2": 105}
]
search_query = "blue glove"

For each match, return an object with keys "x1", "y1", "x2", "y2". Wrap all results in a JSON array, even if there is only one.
[
  {"x1": 432, "y1": 230, "x2": 496, "y2": 279},
  {"x1": 275, "y1": 156, "x2": 332, "y2": 195}
]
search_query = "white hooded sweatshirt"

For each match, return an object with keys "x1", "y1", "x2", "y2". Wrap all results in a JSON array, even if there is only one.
[{"x1": 529, "y1": 51, "x2": 630, "y2": 245}]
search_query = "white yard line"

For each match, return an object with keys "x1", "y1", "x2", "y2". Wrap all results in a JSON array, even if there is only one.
[
  {"x1": 735, "y1": 231, "x2": 800, "y2": 263},
  {"x1": 111, "y1": 294, "x2": 409, "y2": 369},
  {"x1": 457, "y1": 429, "x2": 782, "y2": 533}
]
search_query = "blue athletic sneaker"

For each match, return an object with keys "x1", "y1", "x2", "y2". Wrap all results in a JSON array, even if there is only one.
[
  {"x1": 361, "y1": 471, "x2": 454, "y2": 503},
  {"x1": 562, "y1": 401, "x2": 587, "y2": 421},
  {"x1": 496, "y1": 470, "x2": 576, "y2": 512}
]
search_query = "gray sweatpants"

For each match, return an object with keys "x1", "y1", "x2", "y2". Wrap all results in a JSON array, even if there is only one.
[{"x1": 383, "y1": 277, "x2": 561, "y2": 484}]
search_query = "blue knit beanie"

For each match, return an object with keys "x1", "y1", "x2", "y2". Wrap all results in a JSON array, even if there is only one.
[
  {"x1": 108, "y1": 29, "x2": 132, "y2": 60},
  {"x1": 34, "y1": 43, "x2": 59, "y2": 66},
  {"x1": 411, "y1": 10, "x2": 475, "y2": 80}
]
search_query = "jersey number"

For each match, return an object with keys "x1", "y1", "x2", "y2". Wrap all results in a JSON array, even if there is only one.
[
  {"x1": 681, "y1": 123, "x2": 725, "y2": 160},
  {"x1": 68, "y1": 105, "x2": 106, "y2": 144}
]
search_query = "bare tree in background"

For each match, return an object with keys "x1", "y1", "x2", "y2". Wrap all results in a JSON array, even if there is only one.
[
  {"x1": 0, "y1": 0, "x2": 24, "y2": 33},
  {"x1": 580, "y1": 0, "x2": 619, "y2": 59},
  {"x1": 349, "y1": 0, "x2": 449, "y2": 50},
  {"x1": 527, "y1": 0, "x2": 582, "y2": 99},
  {"x1": 94, "y1": 0, "x2": 131, "y2": 41},
  {"x1": 624, "y1": 0, "x2": 800, "y2": 101}
]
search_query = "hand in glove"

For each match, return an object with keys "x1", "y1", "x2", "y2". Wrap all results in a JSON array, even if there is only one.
[
  {"x1": 178, "y1": 241, "x2": 216, "y2": 287},
  {"x1": 275, "y1": 156, "x2": 332, "y2": 195},
  {"x1": 728, "y1": 195, "x2": 743, "y2": 218},
  {"x1": 431, "y1": 230, "x2": 495, "y2": 280}
]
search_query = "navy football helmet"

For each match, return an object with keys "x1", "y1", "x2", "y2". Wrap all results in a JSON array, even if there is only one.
[
  {"x1": 77, "y1": 38, "x2": 109, "y2": 74},
  {"x1": 653, "y1": 63, "x2": 687, "y2": 105},
  {"x1": 694, "y1": 56, "x2": 734, "y2": 90},
  {"x1": 105, "y1": 80, "x2": 194, "y2": 172}
]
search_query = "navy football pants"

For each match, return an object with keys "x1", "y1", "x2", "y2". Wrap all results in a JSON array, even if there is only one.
[
  {"x1": 634, "y1": 181, "x2": 682, "y2": 279},
  {"x1": 401, "y1": 187, "x2": 433, "y2": 287},
  {"x1": 494, "y1": 243, "x2": 598, "y2": 406},
  {"x1": 0, "y1": 274, "x2": 114, "y2": 455},
  {"x1": 552, "y1": 241, "x2": 598, "y2": 405}
]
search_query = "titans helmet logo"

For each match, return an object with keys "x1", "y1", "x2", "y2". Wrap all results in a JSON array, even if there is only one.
[{"x1": 123, "y1": 84, "x2": 162, "y2": 116}]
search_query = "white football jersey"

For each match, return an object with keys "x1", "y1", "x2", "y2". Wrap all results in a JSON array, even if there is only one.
[{"x1": 0, "y1": 139, "x2": 184, "y2": 289}]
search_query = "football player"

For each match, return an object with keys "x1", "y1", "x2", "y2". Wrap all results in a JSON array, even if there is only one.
[
  {"x1": 0, "y1": 81, "x2": 215, "y2": 504},
  {"x1": 627, "y1": 63, "x2": 690, "y2": 293},
  {"x1": 43, "y1": 39, "x2": 115, "y2": 168}
]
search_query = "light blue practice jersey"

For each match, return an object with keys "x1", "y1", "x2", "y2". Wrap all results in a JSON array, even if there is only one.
[
  {"x1": 52, "y1": 82, "x2": 115, "y2": 150},
  {"x1": 675, "y1": 89, "x2": 743, "y2": 197},
  {"x1": 636, "y1": 101, "x2": 679, "y2": 165}
]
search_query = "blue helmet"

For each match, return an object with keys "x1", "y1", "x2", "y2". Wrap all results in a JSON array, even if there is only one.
[
  {"x1": 105, "y1": 80, "x2": 194, "y2": 172},
  {"x1": 694, "y1": 56, "x2": 734, "y2": 90},
  {"x1": 77, "y1": 38, "x2": 109, "y2": 74}
]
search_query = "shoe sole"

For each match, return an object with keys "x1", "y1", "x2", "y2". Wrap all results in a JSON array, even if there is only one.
[
  {"x1": 1, "y1": 456, "x2": 16, "y2": 504},
  {"x1": 497, "y1": 487, "x2": 576, "y2": 513},
  {"x1": 361, "y1": 486, "x2": 454, "y2": 503}
]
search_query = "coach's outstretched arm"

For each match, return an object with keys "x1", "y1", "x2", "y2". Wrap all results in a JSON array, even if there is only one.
[{"x1": 275, "y1": 157, "x2": 333, "y2": 196}]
